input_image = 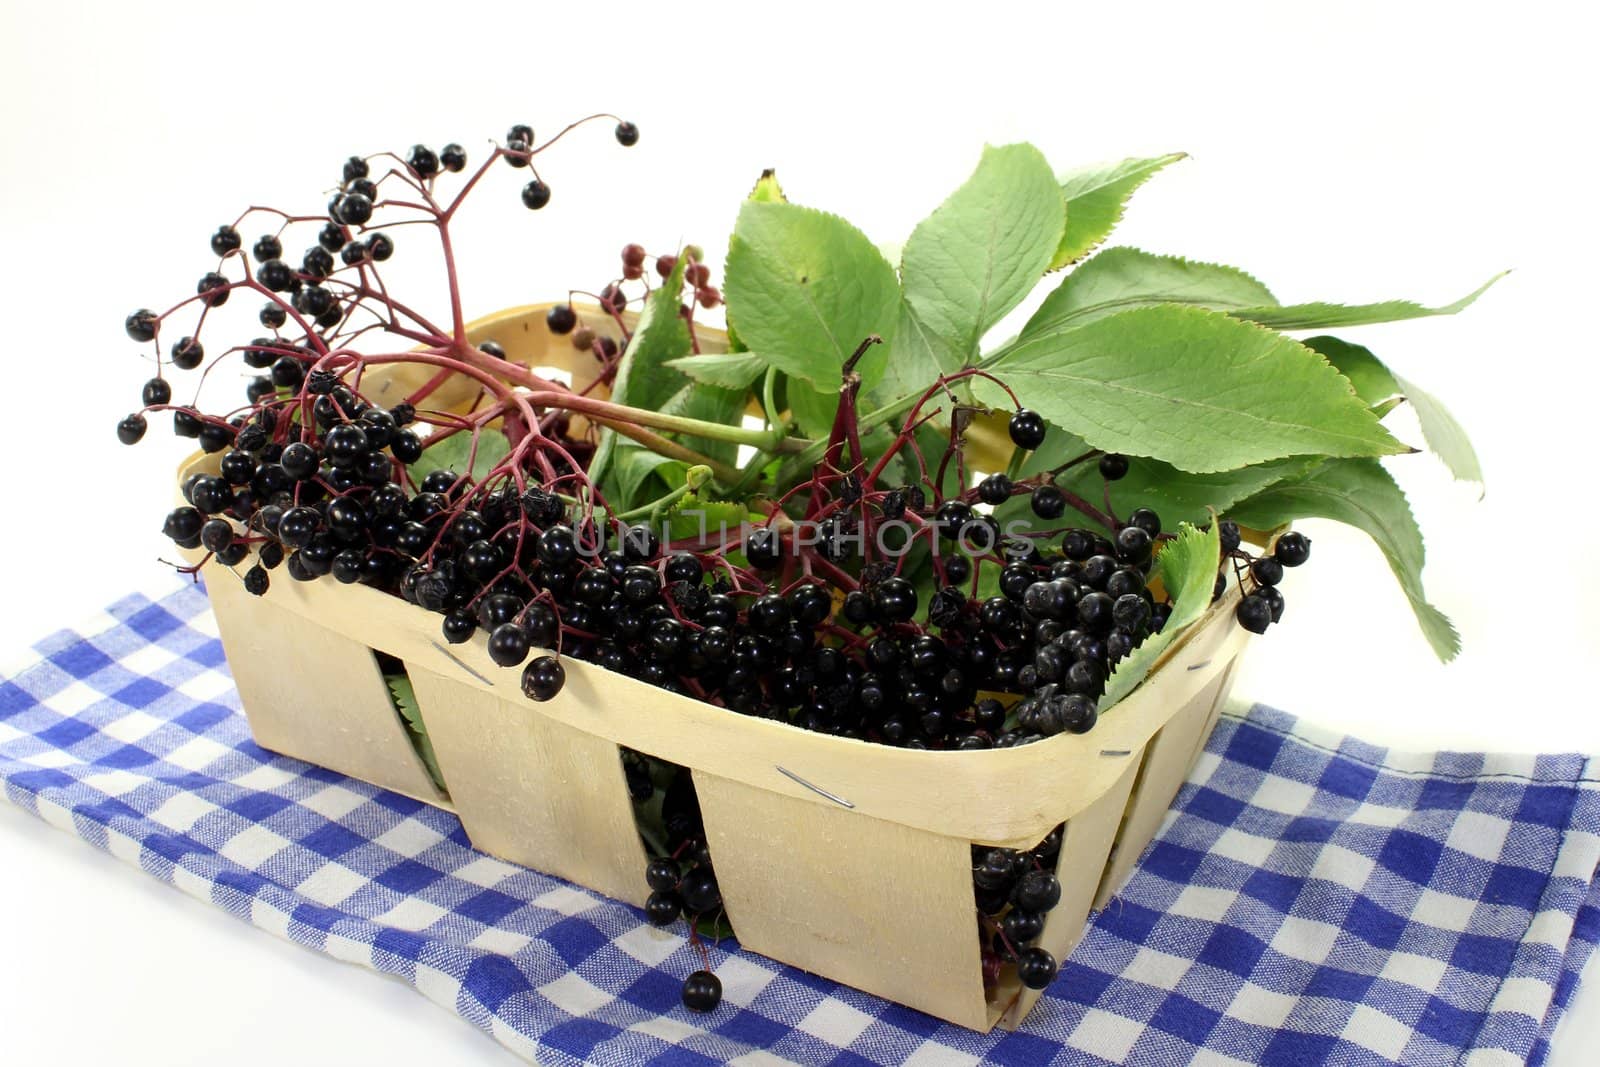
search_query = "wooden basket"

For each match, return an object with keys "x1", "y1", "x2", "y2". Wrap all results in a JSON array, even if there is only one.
[{"x1": 178, "y1": 304, "x2": 1250, "y2": 1031}]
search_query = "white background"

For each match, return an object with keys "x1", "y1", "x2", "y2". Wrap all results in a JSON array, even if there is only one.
[{"x1": 2, "y1": 1, "x2": 1597, "y2": 1063}]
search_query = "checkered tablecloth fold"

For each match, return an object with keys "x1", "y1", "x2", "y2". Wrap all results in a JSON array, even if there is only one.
[{"x1": 1, "y1": 582, "x2": 1595, "y2": 1066}]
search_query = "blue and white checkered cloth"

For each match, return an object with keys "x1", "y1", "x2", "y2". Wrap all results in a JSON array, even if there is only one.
[{"x1": 1, "y1": 581, "x2": 1596, "y2": 1066}]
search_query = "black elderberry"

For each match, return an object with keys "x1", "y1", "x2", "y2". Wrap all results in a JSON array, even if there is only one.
[
  {"x1": 521, "y1": 180, "x2": 551, "y2": 210},
  {"x1": 842, "y1": 590, "x2": 874, "y2": 624},
  {"x1": 788, "y1": 583, "x2": 832, "y2": 627},
  {"x1": 1111, "y1": 593, "x2": 1151, "y2": 632},
  {"x1": 1257, "y1": 585, "x2": 1286, "y2": 623},
  {"x1": 1274, "y1": 531, "x2": 1311, "y2": 567},
  {"x1": 197, "y1": 272, "x2": 230, "y2": 307},
  {"x1": 442, "y1": 612, "x2": 476, "y2": 644},
  {"x1": 645, "y1": 858, "x2": 679, "y2": 893},
  {"x1": 1061, "y1": 529, "x2": 1094, "y2": 561},
  {"x1": 171, "y1": 336, "x2": 203, "y2": 370},
  {"x1": 645, "y1": 892, "x2": 681, "y2": 926},
  {"x1": 1099, "y1": 453, "x2": 1130, "y2": 481},
  {"x1": 1017, "y1": 947, "x2": 1058, "y2": 990},
  {"x1": 1114, "y1": 525, "x2": 1153, "y2": 565},
  {"x1": 323, "y1": 424, "x2": 369, "y2": 467},
  {"x1": 934, "y1": 500, "x2": 974, "y2": 539},
  {"x1": 390, "y1": 429, "x2": 423, "y2": 464},
  {"x1": 116, "y1": 413, "x2": 147, "y2": 444},
  {"x1": 545, "y1": 303, "x2": 577, "y2": 335},
  {"x1": 521, "y1": 655, "x2": 565, "y2": 701},
  {"x1": 125, "y1": 308, "x2": 158, "y2": 342},
  {"x1": 1123, "y1": 510, "x2": 1158, "y2": 540},
  {"x1": 338, "y1": 193, "x2": 373, "y2": 226},
  {"x1": 243, "y1": 565, "x2": 269, "y2": 596},
  {"x1": 440, "y1": 143, "x2": 467, "y2": 172},
  {"x1": 621, "y1": 565, "x2": 661, "y2": 603},
  {"x1": 621, "y1": 524, "x2": 659, "y2": 561},
  {"x1": 614, "y1": 121, "x2": 640, "y2": 147},
  {"x1": 259, "y1": 302, "x2": 288, "y2": 329},
  {"x1": 679, "y1": 867, "x2": 721, "y2": 914},
  {"x1": 341, "y1": 241, "x2": 367, "y2": 266},
  {"x1": 367, "y1": 233, "x2": 394, "y2": 261},
  {"x1": 942, "y1": 554, "x2": 972, "y2": 586},
  {"x1": 977, "y1": 473, "x2": 1013, "y2": 506},
  {"x1": 302, "y1": 246, "x2": 335, "y2": 279},
  {"x1": 1008, "y1": 409, "x2": 1047, "y2": 450},
  {"x1": 141, "y1": 377, "x2": 171, "y2": 407},
  {"x1": 1002, "y1": 909, "x2": 1045, "y2": 944},
  {"x1": 999, "y1": 564, "x2": 1036, "y2": 602},
  {"x1": 1236, "y1": 593, "x2": 1272, "y2": 634},
  {"x1": 871, "y1": 577, "x2": 918, "y2": 623},
  {"x1": 1031, "y1": 485, "x2": 1066, "y2": 520},
  {"x1": 744, "y1": 527, "x2": 782, "y2": 570},
  {"x1": 1013, "y1": 870, "x2": 1061, "y2": 913},
  {"x1": 162, "y1": 506, "x2": 204, "y2": 542},
  {"x1": 1218, "y1": 520, "x2": 1242, "y2": 554},
  {"x1": 681, "y1": 970, "x2": 720, "y2": 1013},
  {"x1": 1250, "y1": 557, "x2": 1284, "y2": 587},
  {"x1": 210, "y1": 224, "x2": 241, "y2": 256},
  {"x1": 406, "y1": 144, "x2": 440, "y2": 178},
  {"x1": 664, "y1": 552, "x2": 703, "y2": 586},
  {"x1": 256, "y1": 259, "x2": 293, "y2": 291},
  {"x1": 488, "y1": 623, "x2": 531, "y2": 667}
]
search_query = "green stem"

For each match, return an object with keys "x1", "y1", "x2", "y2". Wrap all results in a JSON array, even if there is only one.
[{"x1": 614, "y1": 478, "x2": 696, "y2": 521}]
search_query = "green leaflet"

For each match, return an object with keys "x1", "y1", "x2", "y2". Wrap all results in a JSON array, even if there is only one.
[
  {"x1": 1100, "y1": 519, "x2": 1221, "y2": 710},
  {"x1": 1020, "y1": 247, "x2": 1278, "y2": 338},
  {"x1": 974, "y1": 305, "x2": 1404, "y2": 473},
  {"x1": 1225, "y1": 458, "x2": 1460, "y2": 661},
  {"x1": 1393, "y1": 372, "x2": 1483, "y2": 488},
  {"x1": 1228, "y1": 272, "x2": 1507, "y2": 330},
  {"x1": 408, "y1": 427, "x2": 511, "y2": 484},
  {"x1": 900, "y1": 144, "x2": 1065, "y2": 365},
  {"x1": 1050, "y1": 153, "x2": 1187, "y2": 269},
  {"x1": 723, "y1": 201, "x2": 900, "y2": 392},
  {"x1": 666, "y1": 351, "x2": 769, "y2": 390},
  {"x1": 747, "y1": 168, "x2": 787, "y2": 203},
  {"x1": 385, "y1": 673, "x2": 447, "y2": 793},
  {"x1": 591, "y1": 255, "x2": 694, "y2": 505},
  {"x1": 1303, "y1": 336, "x2": 1399, "y2": 406},
  {"x1": 1061, "y1": 455, "x2": 1317, "y2": 530},
  {"x1": 877, "y1": 298, "x2": 968, "y2": 411},
  {"x1": 1305, "y1": 336, "x2": 1483, "y2": 487}
]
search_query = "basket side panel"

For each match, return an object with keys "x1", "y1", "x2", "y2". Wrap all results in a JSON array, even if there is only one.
[
  {"x1": 405, "y1": 663, "x2": 650, "y2": 908},
  {"x1": 1090, "y1": 655, "x2": 1242, "y2": 913},
  {"x1": 695, "y1": 772, "x2": 990, "y2": 1031},
  {"x1": 999, "y1": 754, "x2": 1142, "y2": 1029},
  {"x1": 204, "y1": 571, "x2": 445, "y2": 805}
]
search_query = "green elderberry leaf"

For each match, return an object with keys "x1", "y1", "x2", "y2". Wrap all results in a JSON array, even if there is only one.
[
  {"x1": 408, "y1": 427, "x2": 511, "y2": 485},
  {"x1": 1305, "y1": 336, "x2": 1483, "y2": 487},
  {"x1": 1302, "y1": 336, "x2": 1399, "y2": 406},
  {"x1": 1225, "y1": 458, "x2": 1461, "y2": 661},
  {"x1": 899, "y1": 143, "x2": 1065, "y2": 364},
  {"x1": 1228, "y1": 272, "x2": 1507, "y2": 330},
  {"x1": 1059, "y1": 455, "x2": 1318, "y2": 530},
  {"x1": 724, "y1": 201, "x2": 900, "y2": 391},
  {"x1": 975, "y1": 304, "x2": 1405, "y2": 473},
  {"x1": 1101, "y1": 518, "x2": 1222, "y2": 710},
  {"x1": 665, "y1": 351, "x2": 768, "y2": 390},
  {"x1": 1020, "y1": 247, "x2": 1278, "y2": 338},
  {"x1": 385, "y1": 673, "x2": 446, "y2": 793},
  {"x1": 1050, "y1": 153, "x2": 1187, "y2": 269},
  {"x1": 747, "y1": 168, "x2": 787, "y2": 203}
]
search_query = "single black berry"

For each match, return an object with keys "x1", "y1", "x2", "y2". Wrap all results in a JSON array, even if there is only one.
[
  {"x1": 1099, "y1": 453, "x2": 1129, "y2": 480},
  {"x1": 521, "y1": 655, "x2": 566, "y2": 701},
  {"x1": 487, "y1": 623, "x2": 531, "y2": 667},
  {"x1": 681, "y1": 970, "x2": 721, "y2": 1012},
  {"x1": 440, "y1": 143, "x2": 467, "y2": 172},
  {"x1": 1250, "y1": 557, "x2": 1284, "y2": 587},
  {"x1": 117, "y1": 413, "x2": 147, "y2": 444},
  {"x1": 1017, "y1": 947, "x2": 1058, "y2": 990},
  {"x1": 1008, "y1": 409, "x2": 1046, "y2": 451},
  {"x1": 1236, "y1": 593, "x2": 1272, "y2": 634},
  {"x1": 521, "y1": 180, "x2": 551, "y2": 210},
  {"x1": 125, "y1": 308, "x2": 158, "y2": 342},
  {"x1": 1274, "y1": 531, "x2": 1311, "y2": 567},
  {"x1": 614, "y1": 121, "x2": 640, "y2": 147},
  {"x1": 546, "y1": 304, "x2": 577, "y2": 334}
]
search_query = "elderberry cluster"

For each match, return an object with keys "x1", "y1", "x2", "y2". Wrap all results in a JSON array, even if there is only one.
[{"x1": 974, "y1": 830, "x2": 1065, "y2": 992}]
